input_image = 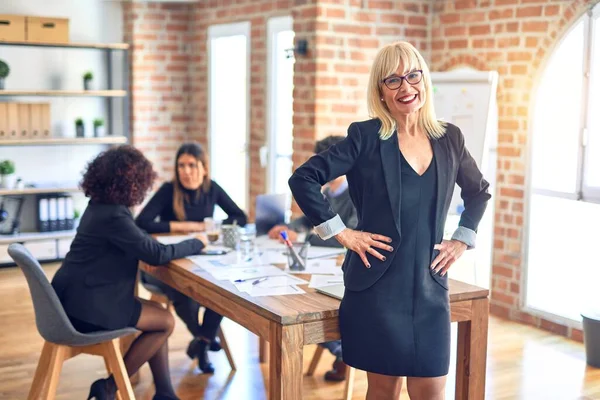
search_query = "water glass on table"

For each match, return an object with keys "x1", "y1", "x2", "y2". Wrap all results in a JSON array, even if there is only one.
[{"x1": 204, "y1": 218, "x2": 222, "y2": 244}]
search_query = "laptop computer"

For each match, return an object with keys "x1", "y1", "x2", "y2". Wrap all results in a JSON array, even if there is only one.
[
  {"x1": 315, "y1": 284, "x2": 345, "y2": 300},
  {"x1": 255, "y1": 193, "x2": 289, "y2": 236}
]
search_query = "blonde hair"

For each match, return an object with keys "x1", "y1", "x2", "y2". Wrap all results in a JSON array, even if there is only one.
[{"x1": 367, "y1": 41, "x2": 446, "y2": 140}]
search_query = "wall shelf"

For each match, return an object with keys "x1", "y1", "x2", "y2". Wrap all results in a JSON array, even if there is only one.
[
  {"x1": 0, "y1": 136, "x2": 128, "y2": 146},
  {"x1": 0, "y1": 90, "x2": 127, "y2": 97},
  {"x1": 0, "y1": 187, "x2": 80, "y2": 196},
  {"x1": 0, "y1": 40, "x2": 129, "y2": 50},
  {"x1": 0, "y1": 230, "x2": 76, "y2": 245}
]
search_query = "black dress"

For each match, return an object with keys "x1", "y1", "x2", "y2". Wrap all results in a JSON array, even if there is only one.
[{"x1": 339, "y1": 150, "x2": 451, "y2": 377}]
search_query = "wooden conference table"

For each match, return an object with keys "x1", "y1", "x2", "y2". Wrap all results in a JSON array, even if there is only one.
[{"x1": 139, "y1": 247, "x2": 489, "y2": 400}]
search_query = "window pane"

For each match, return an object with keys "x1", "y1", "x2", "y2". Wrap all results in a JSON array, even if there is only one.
[
  {"x1": 526, "y1": 194, "x2": 600, "y2": 321},
  {"x1": 210, "y1": 34, "x2": 248, "y2": 212},
  {"x1": 274, "y1": 30, "x2": 294, "y2": 158},
  {"x1": 531, "y1": 21, "x2": 584, "y2": 193},
  {"x1": 584, "y1": 17, "x2": 600, "y2": 188}
]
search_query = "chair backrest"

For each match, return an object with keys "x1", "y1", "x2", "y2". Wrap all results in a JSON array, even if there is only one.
[{"x1": 7, "y1": 243, "x2": 80, "y2": 344}]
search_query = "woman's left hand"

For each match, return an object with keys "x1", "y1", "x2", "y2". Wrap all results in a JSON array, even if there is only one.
[{"x1": 430, "y1": 240, "x2": 468, "y2": 276}]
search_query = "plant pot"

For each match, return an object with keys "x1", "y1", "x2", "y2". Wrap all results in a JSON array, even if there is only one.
[
  {"x1": 0, "y1": 77, "x2": 5, "y2": 90},
  {"x1": 76, "y1": 125, "x2": 85, "y2": 138},
  {"x1": 94, "y1": 126, "x2": 105, "y2": 137},
  {"x1": 83, "y1": 78, "x2": 92, "y2": 90},
  {"x1": 0, "y1": 174, "x2": 16, "y2": 189}
]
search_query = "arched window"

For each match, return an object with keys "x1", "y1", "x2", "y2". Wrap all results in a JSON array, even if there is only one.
[{"x1": 526, "y1": 4, "x2": 600, "y2": 322}]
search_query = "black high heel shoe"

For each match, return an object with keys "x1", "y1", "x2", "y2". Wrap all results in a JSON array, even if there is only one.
[
  {"x1": 188, "y1": 339, "x2": 214, "y2": 373},
  {"x1": 186, "y1": 337, "x2": 221, "y2": 356},
  {"x1": 86, "y1": 376, "x2": 116, "y2": 400}
]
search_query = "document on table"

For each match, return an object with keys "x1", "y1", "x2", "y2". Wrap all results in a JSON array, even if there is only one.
[
  {"x1": 192, "y1": 264, "x2": 287, "y2": 281},
  {"x1": 233, "y1": 274, "x2": 308, "y2": 293},
  {"x1": 308, "y1": 275, "x2": 344, "y2": 288},
  {"x1": 285, "y1": 259, "x2": 342, "y2": 275}
]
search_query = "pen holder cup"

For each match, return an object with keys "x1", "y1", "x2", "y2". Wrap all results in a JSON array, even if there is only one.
[
  {"x1": 286, "y1": 243, "x2": 309, "y2": 271},
  {"x1": 222, "y1": 225, "x2": 239, "y2": 249}
]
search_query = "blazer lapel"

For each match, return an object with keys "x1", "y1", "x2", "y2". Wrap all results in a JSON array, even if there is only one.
[
  {"x1": 380, "y1": 132, "x2": 402, "y2": 237},
  {"x1": 432, "y1": 138, "x2": 450, "y2": 240}
]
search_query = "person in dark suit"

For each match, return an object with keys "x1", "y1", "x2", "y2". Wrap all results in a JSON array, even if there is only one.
[
  {"x1": 289, "y1": 41, "x2": 491, "y2": 399},
  {"x1": 51, "y1": 146, "x2": 204, "y2": 400},
  {"x1": 136, "y1": 142, "x2": 248, "y2": 373}
]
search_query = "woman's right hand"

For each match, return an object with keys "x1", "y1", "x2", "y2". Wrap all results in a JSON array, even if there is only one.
[{"x1": 334, "y1": 228, "x2": 393, "y2": 268}]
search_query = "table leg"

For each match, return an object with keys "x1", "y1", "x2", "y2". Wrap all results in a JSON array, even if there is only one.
[
  {"x1": 268, "y1": 322, "x2": 303, "y2": 400},
  {"x1": 455, "y1": 297, "x2": 489, "y2": 400},
  {"x1": 259, "y1": 337, "x2": 268, "y2": 363}
]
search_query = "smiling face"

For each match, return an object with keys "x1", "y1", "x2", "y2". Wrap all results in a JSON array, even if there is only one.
[
  {"x1": 380, "y1": 67, "x2": 425, "y2": 117},
  {"x1": 177, "y1": 153, "x2": 205, "y2": 190}
]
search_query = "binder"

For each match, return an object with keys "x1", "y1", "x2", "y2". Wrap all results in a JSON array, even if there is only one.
[
  {"x1": 0, "y1": 103, "x2": 7, "y2": 139},
  {"x1": 57, "y1": 196, "x2": 66, "y2": 231},
  {"x1": 48, "y1": 196, "x2": 58, "y2": 231},
  {"x1": 17, "y1": 103, "x2": 29, "y2": 139},
  {"x1": 38, "y1": 197, "x2": 50, "y2": 232},
  {"x1": 6, "y1": 103, "x2": 18, "y2": 140},
  {"x1": 65, "y1": 196, "x2": 74, "y2": 230}
]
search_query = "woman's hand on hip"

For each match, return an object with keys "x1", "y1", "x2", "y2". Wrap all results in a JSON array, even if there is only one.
[
  {"x1": 334, "y1": 229, "x2": 393, "y2": 268},
  {"x1": 431, "y1": 239, "x2": 467, "y2": 276}
]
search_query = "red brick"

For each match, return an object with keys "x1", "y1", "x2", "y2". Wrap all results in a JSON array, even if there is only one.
[
  {"x1": 522, "y1": 21, "x2": 549, "y2": 32},
  {"x1": 449, "y1": 39, "x2": 468, "y2": 49},
  {"x1": 469, "y1": 25, "x2": 491, "y2": 35},
  {"x1": 545, "y1": 5, "x2": 560, "y2": 16},
  {"x1": 380, "y1": 14, "x2": 405, "y2": 24},
  {"x1": 516, "y1": 6, "x2": 543, "y2": 18},
  {"x1": 489, "y1": 9, "x2": 514, "y2": 19},
  {"x1": 354, "y1": 11, "x2": 377, "y2": 22},
  {"x1": 439, "y1": 13, "x2": 460, "y2": 24},
  {"x1": 445, "y1": 26, "x2": 467, "y2": 36},
  {"x1": 540, "y1": 319, "x2": 569, "y2": 336},
  {"x1": 408, "y1": 15, "x2": 427, "y2": 25},
  {"x1": 369, "y1": 0, "x2": 392, "y2": 9}
]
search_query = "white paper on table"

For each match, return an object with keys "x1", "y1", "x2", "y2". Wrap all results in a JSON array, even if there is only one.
[
  {"x1": 308, "y1": 275, "x2": 344, "y2": 288},
  {"x1": 199, "y1": 265, "x2": 287, "y2": 281},
  {"x1": 156, "y1": 235, "x2": 195, "y2": 245},
  {"x1": 245, "y1": 285, "x2": 306, "y2": 297},
  {"x1": 306, "y1": 246, "x2": 346, "y2": 260},
  {"x1": 286, "y1": 259, "x2": 342, "y2": 275},
  {"x1": 233, "y1": 274, "x2": 308, "y2": 293}
]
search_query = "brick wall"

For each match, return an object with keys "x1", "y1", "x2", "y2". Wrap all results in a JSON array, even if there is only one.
[
  {"x1": 123, "y1": 1, "x2": 193, "y2": 183},
  {"x1": 430, "y1": 0, "x2": 599, "y2": 341}
]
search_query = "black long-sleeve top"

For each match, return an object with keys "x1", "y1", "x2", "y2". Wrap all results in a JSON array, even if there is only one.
[
  {"x1": 51, "y1": 202, "x2": 204, "y2": 330},
  {"x1": 135, "y1": 181, "x2": 248, "y2": 233}
]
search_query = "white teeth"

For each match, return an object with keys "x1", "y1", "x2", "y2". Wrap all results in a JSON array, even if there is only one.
[{"x1": 398, "y1": 94, "x2": 417, "y2": 103}]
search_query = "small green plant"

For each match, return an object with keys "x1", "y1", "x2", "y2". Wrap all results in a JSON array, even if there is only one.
[
  {"x1": 93, "y1": 118, "x2": 104, "y2": 128},
  {"x1": 0, "y1": 60, "x2": 9, "y2": 78},
  {"x1": 0, "y1": 160, "x2": 15, "y2": 176},
  {"x1": 73, "y1": 209, "x2": 81, "y2": 219},
  {"x1": 75, "y1": 118, "x2": 84, "y2": 127},
  {"x1": 83, "y1": 71, "x2": 93, "y2": 80}
]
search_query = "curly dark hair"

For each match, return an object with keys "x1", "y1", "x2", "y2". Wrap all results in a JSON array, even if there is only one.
[{"x1": 80, "y1": 145, "x2": 157, "y2": 206}]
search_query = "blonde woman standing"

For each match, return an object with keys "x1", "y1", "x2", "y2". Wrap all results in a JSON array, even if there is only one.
[{"x1": 289, "y1": 42, "x2": 491, "y2": 399}]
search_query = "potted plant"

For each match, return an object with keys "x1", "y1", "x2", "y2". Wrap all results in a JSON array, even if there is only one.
[
  {"x1": 0, "y1": 59, "x2": 9, "y2": 90},
  {"x1": 73, "y1": 208, "x2": 81, "y2": 229},
  {"x1": 0, "y1": 160, "x2": 16, "y2": 189},
  {"x1": 75, "y1": 118, "x2": 85, "y2": 138},
  {"x1": 83, "y1": 71, "x2": 93, "y2": 90},
  {"x1": 93, "y1": 118, "x2": 105, "y2": 137}
]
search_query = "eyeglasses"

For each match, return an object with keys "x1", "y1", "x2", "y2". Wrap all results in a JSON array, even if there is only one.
[{"x1": 381, "y1": 70, "x2": 423, "y2": 90}]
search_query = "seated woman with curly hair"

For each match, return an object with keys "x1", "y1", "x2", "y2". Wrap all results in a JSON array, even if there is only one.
[{"x1": 51, "y1": 146, "x2": 204, "y2": 400}]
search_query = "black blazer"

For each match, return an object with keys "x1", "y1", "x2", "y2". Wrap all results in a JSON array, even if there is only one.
[
  {"x1": 289, "y1": 119, "x2": 491, "y2": 291},
  {"x1": 51, "y1": 202, "x2": 204, "y2": 330}
]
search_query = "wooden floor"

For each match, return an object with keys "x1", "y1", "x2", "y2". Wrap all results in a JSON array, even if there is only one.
[{"x1": 1, "y1": 263, "x2": 600, "y2": 400}]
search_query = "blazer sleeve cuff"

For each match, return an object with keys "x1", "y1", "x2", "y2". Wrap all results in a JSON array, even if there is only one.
[
  {"x1": 451, "y1": 226, "x2": 477, "y2": 249},
  {"x1": 314, "y1": 214, "x2": 346, "y2": 240}
]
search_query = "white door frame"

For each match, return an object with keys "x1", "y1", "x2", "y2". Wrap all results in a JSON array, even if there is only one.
[
  {"x1": 265, "y1": 16, "x2": 293, "y2": 194},
  {"x1": 207, "y1": 21, "x2": 251, "y2": 210}
]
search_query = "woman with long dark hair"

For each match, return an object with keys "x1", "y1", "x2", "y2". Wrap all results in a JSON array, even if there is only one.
[
  {"x1": 136, "y1": 142, "x2": 247, "y2": 373},
  {"x1": 52, "y1": 146, "x2": 205, "y2": 400}
]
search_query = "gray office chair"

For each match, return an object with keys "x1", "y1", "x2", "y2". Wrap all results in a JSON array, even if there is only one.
[{"x1": 8, "y1": 243, "x2": 137, "y2": 400}]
